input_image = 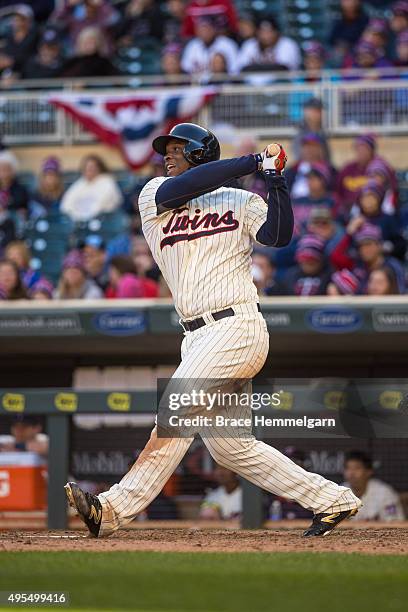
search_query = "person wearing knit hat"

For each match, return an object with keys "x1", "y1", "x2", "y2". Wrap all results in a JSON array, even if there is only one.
[
  {"x1": 55, "y1": 250, "x2": 103, "y2": 300},
  {"x1": 83, "y1": 235, "x2": 109, "y2": 292},
  {"x1": 285, "y1": 234, "x2": 332, "y2": 296},
  {"x1": 391, "y1": 1, "x2": 408, "y2": 35},
  {"x1": 335, "y1": 133, "x2": 381, "y2": 220},
  {"x1": 32, "y1": 156, "x2": 64, "y2": 214},
  {"x1": 291, "y1": 162, "x2": 335, "y2": 235},
  {"x1": 395, "y1": 29, "x2": 408, "y2": 65},
  {"x1": 330, "y1": 217, "x2": 406, "y2": 293},
  {"x1": 30, "y1": 278, "x2": 54, "y2": 300},
  {"x1": 358, "y1": 180, "x2": 385, "y2": 215},
  {"x1": 356, "y1": 181, "x2": 406, "y2": 260},
  {"x1": 362, "y1": 18, "x2": 389, "y2": 56},
  {"x1": 327, "y1": 269, "x2": 360, "y2": 296},
  {"x1": 291, "y1": 97, "x2": 331, "y2": 163},
  {"x1": 354, "y1": 40, "x2": 393, "y2": 69},
  {"x1": 303, "y1": 40, "x2": 326, "y2": 73},
  {"x1": 354, "y1": 223, "x2": 406, "y2": 293},
  {"x1": 306, "y1": 206, "x2": 345, "y2": 261},
  {"x1": 366, "y1": 158, "x2": 398, "y2": 217},
  {"x1": 286, "y1": 132, "x2": 333, "y2": 202},
  {"x1": 354, "y1": 222, "x2": 383, "y2": 245}
]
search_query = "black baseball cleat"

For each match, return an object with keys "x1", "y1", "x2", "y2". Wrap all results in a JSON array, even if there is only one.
[
  {"x1": 303, "y1": 508, "x2": 359, "y2": 537},
  {"x1": 64, "y1": 482, "x2": 102, "y2": 538}
]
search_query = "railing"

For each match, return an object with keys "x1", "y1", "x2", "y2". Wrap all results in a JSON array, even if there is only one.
[{"x1": 1, "y1": 69, "x2": 408, "y2": 145}]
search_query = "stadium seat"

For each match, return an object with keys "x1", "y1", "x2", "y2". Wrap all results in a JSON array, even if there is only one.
[
  {"x1": 24, "y1": 215, "x2": 74, "y2": 283},
  {"x1": 71, "y1": 210, "x2": 130, "y2": 247}
]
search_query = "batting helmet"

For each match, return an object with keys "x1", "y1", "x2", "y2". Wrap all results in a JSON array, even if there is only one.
[{"x1": 152, "y1": 123, "x2": 220, "y2": 166}]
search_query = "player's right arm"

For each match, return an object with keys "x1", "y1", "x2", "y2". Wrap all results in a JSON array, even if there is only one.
[{"x1": 155, "y1": 155, "x2": 261, "y2": 211}]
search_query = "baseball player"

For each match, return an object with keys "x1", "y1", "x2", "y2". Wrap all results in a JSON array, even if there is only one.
[{"x1": 65, "y1": 123, "x2": 361, "y2": 537}]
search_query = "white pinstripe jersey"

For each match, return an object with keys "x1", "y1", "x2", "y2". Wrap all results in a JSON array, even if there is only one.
[{"x1": 138, "y1": 176, "x2": 269, "y2": 319}]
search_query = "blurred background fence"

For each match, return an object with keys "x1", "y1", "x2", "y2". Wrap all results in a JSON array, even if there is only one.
[{"x1": 2, "y1": 72, "x2": 408, "y2": 145}]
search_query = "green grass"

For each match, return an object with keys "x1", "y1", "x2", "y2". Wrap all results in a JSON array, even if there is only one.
[{"x1": 0, "y1": 552, "x2": 407, "y2": 612}]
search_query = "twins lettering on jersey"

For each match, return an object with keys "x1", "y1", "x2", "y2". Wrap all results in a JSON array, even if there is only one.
[{"x1": 160, "y1": 207, "x2": 239, "y2": 249}]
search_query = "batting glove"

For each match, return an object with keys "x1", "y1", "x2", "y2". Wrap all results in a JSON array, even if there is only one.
[{"x1": 255, "y1": 143, "x2": 287, "y2": 176}]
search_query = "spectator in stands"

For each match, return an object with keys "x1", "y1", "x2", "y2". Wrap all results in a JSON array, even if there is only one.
[
  {"x1": 237, "y1": 12, "x2": 257, "y2": 45},
  {"x1": 292, "y1": 98, "x2": 331, "y2": 162},
  {"x1": 0, "y1": 150, "x2": 28, "y2": 215},
  {"x1": 54, "y1": 249, "x2": 103, "y2": 299},
  {"x1": 394, "y1": 28, "x2": 408, "y2": 66},
  {"x1": 326, "y1": 268, "x2": 359, "y2": 296},
  {"x1": 50, "y1": 0, "x2": 120, "y2": 52},
  {"x1": 331, "y1": 222, "x2": 406, "y2": 293},
  {"x1": 106, "y1": 254, "x2": 158, "y2": 298},
  {"x1": 366, "y1": 265, "x2": 400, "y2": 295},
  {"x1": 131, "y1": 235, "x2": 161, "y2": 290},
  {"x1": 5, "y1": 241, "x2": 40, "y2": 290},
  {"x1": 348, "y1": 39, "x2": 393, "y2": 71},
  {"x1": 306, "y1": 206, "x2": 345, "y2": 257},
  {"x1": 252, "y1": 251, "x2": 286, "y2": 296},
  {"x1": 161, "y1": 43, "x2": 185, "y2": 82},
  {"x1": 199, "y1": 466, "x2": 242, "y2": 520},
  {"x1": 22, "y1": 29, "x2": 63, "y2": 79},
  {"x1": 285, "y1": 234, "x2": 332, "y2": 296},
  {"x1": 115, "y1": 0, "x2": 164, "y2": 47},
  {"x1": 0, "y1": 258, "x2": 28, "y2": 299},
  {"x1": 0, "y1": 415, "x2": 48, "y2": 457},
  {"x1": 31, "y1": 157, "x2": 64, "y2": 216},
  {"x1": 303, "y1": 41, "x2": 326, "y2": 76},
  {"x1": 61, "y1": 26, "x2": 119, "y2": 77},
  {"x1": 209, "y1": 52, "x2": 232, "y2": 82},
  {"x1": 162, "y1": 0, "x2": 185, "y2": 44},
  {"x1": 29, "y1": 278, "x2": 54, "y2": 300},
  {"x1": 238, "y1": 16, "x2": 301, "y2": 72},
  {"x1": 343, "y1": 450, "x2": 405, "y2": 521},
  {"x1": 286, "y1": 133, "x2": 333, "y2": 200},
  {"x1": 351, "y1": 181, "x2": 405, "y2": 260},
  {"x1": 0, "y1": 4, "x2": 38, "y2": 76},
  {"x1": 181, "y1": 0, "x2": 238, "y2": 38},
  {"x1": 334, "y1": 134, "x2": 377, "y2": 220},
  {"x1": 328, "y1": 0, "x2": 369, "y2": 65},
  {"x1": 390, "y1": 1, "x2": 408, "y2": 37},
  {"x1": 367, "y1": 158, "x2": 398, "y2": 216},
  {"x1": 292, "y1": 164, "x2": 334, "y2": 234},
  {"x1": 82, "y1": 235, "x2": 109, "y2": 291},
  {"x1": 361, "y1": 18, "x2": 389, "y2": 58},
  {"x1": 181, "y1": 16, "x2": 238, "y2": 77},
  {"x1": 61, "y1": 154, "x2": 122, "y2": 222},
  {"x1": 0, "y1": 192, "x2": 16, "y2": 253}
]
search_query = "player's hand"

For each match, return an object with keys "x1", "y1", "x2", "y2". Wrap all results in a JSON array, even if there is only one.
[{"x1": 260, "y1": 143, "x2": 287, "y2": 175}]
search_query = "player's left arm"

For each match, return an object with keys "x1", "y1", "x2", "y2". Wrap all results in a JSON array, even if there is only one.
[
  {"x1": 251, "y1": 144, "x2": 294, "y2": 247},
  {"x1": 155, "y1": 155, "x2": 259, "y2": 211}
]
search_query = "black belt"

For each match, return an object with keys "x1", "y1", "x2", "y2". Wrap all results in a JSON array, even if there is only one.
[{"x1": 181, "y1": 304, "x2": 261, "y2": 333}]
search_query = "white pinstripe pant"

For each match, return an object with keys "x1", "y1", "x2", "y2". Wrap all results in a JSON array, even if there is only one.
[{"x1": 98, "y1": 304, "x2": 361, "y2": 535}]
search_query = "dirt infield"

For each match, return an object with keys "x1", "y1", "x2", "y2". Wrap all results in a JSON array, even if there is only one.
[{"x1": 1, "y1": 523, "x2": 408, "y2": 555}]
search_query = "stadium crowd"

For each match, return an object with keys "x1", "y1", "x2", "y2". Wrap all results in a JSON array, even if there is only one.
[
  {"x1": 0, "y1": 113, "x2": 407, "y2": 299},
  {"x1": 0, "y1": 1, "x2": 407, "y2": 299},
  {"x1": 0, "y1": 1, "x2": 407, "y2": 82}
]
